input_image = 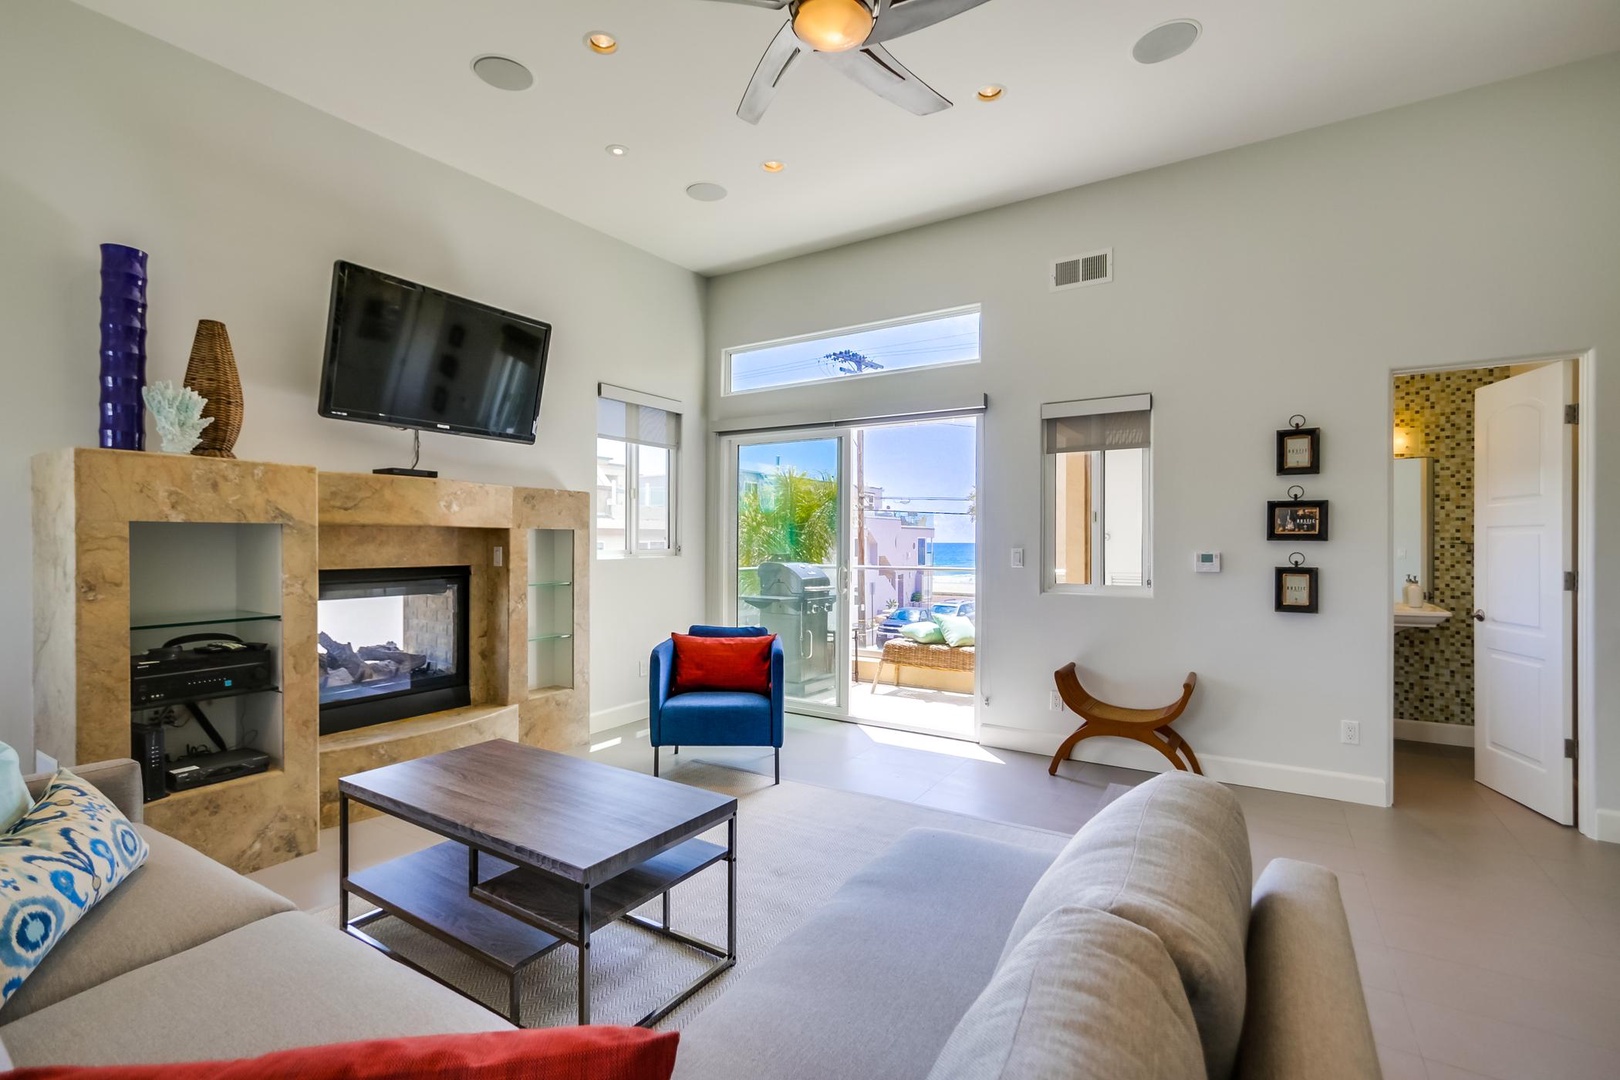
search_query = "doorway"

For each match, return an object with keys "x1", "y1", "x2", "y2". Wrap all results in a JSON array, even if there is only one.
[
  {"x1": 1389, "y1": 358, "x2": 1583, "y2": 824},
  {"x1": 723, "y1": 416, "x2": 981, "y2": 740}
]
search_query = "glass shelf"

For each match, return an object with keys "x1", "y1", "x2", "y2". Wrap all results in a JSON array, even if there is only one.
[
  {"x1": 130, "y1": 610, "x2": 281, "y2": 632},
  {"x1": 527, "y1": 581, "x2": 573, "y2": 588},
  {"x1": 528, "y1": 633, "x2": 573, "y2": 642}
]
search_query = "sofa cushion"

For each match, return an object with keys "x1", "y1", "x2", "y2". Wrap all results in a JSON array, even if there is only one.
[
  {"x1": 0, "y1": 825, "x2": 295, "y2": 1024},
  {"x1": 0, "y1": 771, "x2": 150, "y2": 1010},
  {"x1": 670, "y1": 633, "x2": 774, "y2": 696},
  {"x1": 0, "y1": 911, "x2": 511, "y2": 1067},
  {"x1": 928, "y1": 906, "x2": 1205, "y2": 1080},
  {"x1": 4, "y1": 1027, "x2": 679, "y2": 1080},
  {"x1": 1235, "y1": 859, "x2": 1381, "y2": 1080},
  {"x1": 672, "y1": 828, "x2": 1064, "y2": 1080},
  {"x1": 1000, "y1": 772, "x2": 1251, "y2": 1080}
]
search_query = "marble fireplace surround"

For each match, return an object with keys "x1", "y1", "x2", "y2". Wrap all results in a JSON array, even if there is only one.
[{"x1": 32, "y1": 449, "x2": 588, "y2": 872}]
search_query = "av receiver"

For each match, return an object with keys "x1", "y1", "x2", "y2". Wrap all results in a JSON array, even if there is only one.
[{"x1": 131, "y1": 635, "x2": 276, "y2": 708}]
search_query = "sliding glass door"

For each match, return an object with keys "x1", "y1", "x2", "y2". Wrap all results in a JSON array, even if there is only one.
[
  {"x1": 729, "y1": 433, "x2": 847, "y2": 714},
  {"x1": 723, "y1": 417, "x2": 981, "y2": 738}
]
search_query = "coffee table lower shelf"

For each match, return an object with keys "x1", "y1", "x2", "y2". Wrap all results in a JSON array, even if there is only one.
[{"x1": 341, "y1": 836, "x2": 735, "y2": 1027}]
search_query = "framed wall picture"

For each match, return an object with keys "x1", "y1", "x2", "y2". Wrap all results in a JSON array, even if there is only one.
[
  {"x1": 1275, "y1": 563, "x2": 1320, "y2": 613},
  {"x1": 1276, "y1": 417, "x2": 1320, "y2": 475},
  {"x1": 1266, "y1": 497, "x2": 1330, "y2": 541}
]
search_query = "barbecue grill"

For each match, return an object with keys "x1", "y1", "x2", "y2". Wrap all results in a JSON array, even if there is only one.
[{"x1": 741, "y1": 561, "x2": 835, "y2": 698}]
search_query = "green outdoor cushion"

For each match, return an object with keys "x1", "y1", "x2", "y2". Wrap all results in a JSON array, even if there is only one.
[
  {"x1": 901, "y1": 622, "x2": 947, "y2": 644},
  {"x1": 938, "y1": 615, "x2": 975, "y2": 648}
]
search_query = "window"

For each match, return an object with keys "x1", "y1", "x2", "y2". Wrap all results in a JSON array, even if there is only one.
[
  {"x1": 1043, "y1": 395, "x2": 1152, "y2": 592},
  {"x1": 725, "y1": 306, "x2": 981, "y2": 395},
  {"x1": 597, "y1": 384, "x2": 680, "y2": 556}
]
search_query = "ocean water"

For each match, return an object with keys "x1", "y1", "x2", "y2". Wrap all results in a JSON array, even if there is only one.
[{"x1": 932, "y1": 542, "x2": 975, "y2": 568}]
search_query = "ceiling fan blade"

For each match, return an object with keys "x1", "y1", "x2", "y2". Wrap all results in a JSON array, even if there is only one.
[
  {"x1": 738, "y1": 21, "x2": 809, "y2": 124},
  {"x1": 820, "y1": 43, "x2": 951, "y2": 116},
  {"x1": 869, "y1": 0, "x2": 994, "y2": 45}
]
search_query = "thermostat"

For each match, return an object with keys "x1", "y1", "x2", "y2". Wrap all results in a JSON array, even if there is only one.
[{"x1": 1194, "y1": 551, "x2": 1222, "y2": 573}]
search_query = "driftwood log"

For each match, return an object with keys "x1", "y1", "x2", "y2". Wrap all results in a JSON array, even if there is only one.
[
  {"x1": 318, "y1": 633, "x2": 365, "y2": 680},
  {"x1": 358, "y1": 643, "x2": 428, "y2": 671}
]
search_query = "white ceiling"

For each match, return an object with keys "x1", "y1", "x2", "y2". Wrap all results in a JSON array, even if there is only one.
[{"x1": 73, "y1": 0, "x2": 1620, "y2": 275}]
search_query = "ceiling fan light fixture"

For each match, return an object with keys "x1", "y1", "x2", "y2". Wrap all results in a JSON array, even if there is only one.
[
  {"x1": 791, "y1": 0, "x2": 875, "y2": 54},
  {"x1": 761, "y1": 160, "x2": 786, "y2": 173},
  {"x1": 976, "y1": 84, "x2": 1005, "y2": 102},
  {"x1": 585, "y1": 32, "x2": 619, "y2": 55}
]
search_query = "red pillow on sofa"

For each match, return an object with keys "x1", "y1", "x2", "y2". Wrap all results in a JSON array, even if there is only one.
[
  {"x1": 9, "y1": 1027, "x2": 678, "y2": 1080},
  {"x1": 670, "y1": 633, "x2": 774, "y2": 696}
]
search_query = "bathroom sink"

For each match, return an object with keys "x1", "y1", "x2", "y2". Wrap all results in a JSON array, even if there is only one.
[{"x1": 1394, "y1": 603, "x2": 1452, "y2": 629}]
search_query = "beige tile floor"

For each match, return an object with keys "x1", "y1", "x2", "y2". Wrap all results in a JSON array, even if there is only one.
[{"x1": 253, "y1": 721, "x2": 1620, "y2": 1079}]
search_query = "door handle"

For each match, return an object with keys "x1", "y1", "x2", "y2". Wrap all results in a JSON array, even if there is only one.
[{"x1": 1473, "y1": 609, "x2": 1486, "y2": 622}]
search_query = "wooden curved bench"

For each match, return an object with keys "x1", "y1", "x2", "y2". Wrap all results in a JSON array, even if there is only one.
[{"x1": 1047, "y1": 663, "x2": 1201, "y2": 776}]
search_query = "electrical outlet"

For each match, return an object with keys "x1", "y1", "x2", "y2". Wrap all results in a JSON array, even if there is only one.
[
  {"x1": 637, "y1": 659, "x2": 648, "y2": 678},
  {"x1": 1340, "y1": 720, "x2": 1360, "y2": 746},
  {"x1": 492, "y1": 546, "x2": 503, "y2": 567},
  {"x1": 1049, "y1": 689, "x2": 1063, "y2": 712}
]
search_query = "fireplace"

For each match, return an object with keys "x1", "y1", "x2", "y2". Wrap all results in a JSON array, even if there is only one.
[{"x1": 317, "y1": 566, "x2": 471, "y2": 736}]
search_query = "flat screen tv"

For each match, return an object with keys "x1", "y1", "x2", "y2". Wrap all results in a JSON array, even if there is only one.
[{"x1": 318, "y1": 261, "x2": 551, "y2": 444}]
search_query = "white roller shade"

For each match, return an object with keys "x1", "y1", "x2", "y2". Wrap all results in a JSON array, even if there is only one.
[
  {"x1": 1042, "y1": 394, "x2": 1151, "y2": 454},
  {"x1": 598, "y1": 387, "x2": 680, "y2": 449}
]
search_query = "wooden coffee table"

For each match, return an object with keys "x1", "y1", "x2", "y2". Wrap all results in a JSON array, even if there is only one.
[{"x1": 337, "y1": 739, "x2": 738, "y2": 1026}]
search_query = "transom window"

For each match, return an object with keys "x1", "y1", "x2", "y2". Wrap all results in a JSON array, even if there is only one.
[
  {"x1": 725, "y1": 306, "x2": 981, "y2": 395},
  {"x1": 1043, "y1": 394, "x2": 1153, "y2": 593}
]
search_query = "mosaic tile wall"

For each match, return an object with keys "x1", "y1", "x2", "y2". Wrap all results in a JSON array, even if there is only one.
[{"x1": 1393, "y1": 367, "x2": 1513, "y2": 727}]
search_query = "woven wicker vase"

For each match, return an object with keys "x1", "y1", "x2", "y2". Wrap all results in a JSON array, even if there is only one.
[{"x1": 182, "y1": 319, "x2": 243, "y2": 458}]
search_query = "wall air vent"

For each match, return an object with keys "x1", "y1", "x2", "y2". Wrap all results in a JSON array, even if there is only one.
[{"x1": 1051, "y1": 249, "x2": 1113, "y2": 292}]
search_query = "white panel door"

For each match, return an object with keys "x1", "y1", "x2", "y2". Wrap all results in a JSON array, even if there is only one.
[{"x1": 1473, "y1": 361, "x2": 1574, "y2": 823}]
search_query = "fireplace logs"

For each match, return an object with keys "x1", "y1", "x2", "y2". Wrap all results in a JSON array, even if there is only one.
[{"x1": 318, "y1": 632, "x2": 429, "y2": 689}]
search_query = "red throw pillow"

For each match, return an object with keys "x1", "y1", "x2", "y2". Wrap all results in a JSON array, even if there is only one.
[
  {"x1": 669, "y1": 633, "x2": 774, "y2": 696},
  {"x1": 9, "y1": 1027, "x2": 679, "y2": 1080}
]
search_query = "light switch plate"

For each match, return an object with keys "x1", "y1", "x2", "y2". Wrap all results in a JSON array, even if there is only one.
[
  {"x1": 1194, "y1": 551, "x2": 1222, "y2": 573},
  {"x1": 1010, "y1": 547, "x2": 1025, "y2": 569}
]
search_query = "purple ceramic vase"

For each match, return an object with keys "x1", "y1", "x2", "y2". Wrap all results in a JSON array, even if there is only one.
[{"x1": 98, "y1": 243, "x2": 149, "y2": 450}]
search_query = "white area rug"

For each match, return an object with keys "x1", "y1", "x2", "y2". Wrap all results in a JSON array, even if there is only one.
[{"x1": 318, "y1": 763, "x2": 1085, "y2": 1030}]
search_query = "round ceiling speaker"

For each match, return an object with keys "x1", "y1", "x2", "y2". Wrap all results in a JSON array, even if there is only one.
[
  {"x1": 471, "y1": 55, "x2": 534, "y2": 91},
  {"x1": 686, "y1": 183, "x2": 729, "y2": 202},
  {"x1": 1132, "y1": 20, "x2": 1201, "y2": 65}
]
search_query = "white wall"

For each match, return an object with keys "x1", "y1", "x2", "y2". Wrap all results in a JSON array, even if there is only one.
[
  {"x1": 707, "y1": 55, "x2": 1620, "y2": 819},
  {"x1": 0, "y1": 0, "x2": 708, "y2": 758}
]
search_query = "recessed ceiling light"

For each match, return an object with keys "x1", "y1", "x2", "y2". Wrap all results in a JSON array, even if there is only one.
[
  {"x1": 1132, "y1": 19, "x2": 1201, "y2": 64},
  {"x1": 761, "y1": 160, "x2": 785, "y2": 173},
  {"x1": 606, "y1": 144, "x2": 629, "y2": 157},
  {"x1": 470, "y1": 55, "x2": 533, "y2": 92},
  {"x1": 976, "y1": 84, "x2": 1005, "y2": 102},
  {"x1": 585, "y1": 32, "x2": 618, "y2": 55},
  {"x1": 686, "y1": 182, "x2": 728, "y2": 202}
]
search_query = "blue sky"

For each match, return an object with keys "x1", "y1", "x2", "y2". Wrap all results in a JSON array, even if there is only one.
[
  {"x1": 730, "y1": 311, "x2": 980, "y2": 393},
  {"x1": 736, "y1": 418, "x2": 977, "y2": 544}
]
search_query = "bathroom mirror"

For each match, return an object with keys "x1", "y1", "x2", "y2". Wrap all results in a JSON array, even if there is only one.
[{"x1": 1392, "y1": 457, "x2": 1433, "y2": 603}]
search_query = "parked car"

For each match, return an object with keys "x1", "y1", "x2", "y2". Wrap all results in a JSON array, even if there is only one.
[
  {"x1": 931, "y1": 600, "x2": 976, "y2": 618},
  {"x1": 875, "y1": 606, "x2": 935, "y2": 644}
]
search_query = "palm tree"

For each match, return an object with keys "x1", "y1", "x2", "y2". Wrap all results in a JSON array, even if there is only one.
[{"x1": 737, "y1": 469, "x2": 838, "y2": 594}]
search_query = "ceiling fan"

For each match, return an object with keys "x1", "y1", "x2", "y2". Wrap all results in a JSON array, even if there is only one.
[{"x1": 704, "y1": 0, "x2": 994, "y2": 123}]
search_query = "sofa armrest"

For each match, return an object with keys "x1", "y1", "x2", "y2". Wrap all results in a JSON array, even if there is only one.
[
  {"x1": 25, "y1": 759, "x2": 144, "y2": 823},
  {"x1": 648, "y1": 639, "x2": 676, "y2": 745}
]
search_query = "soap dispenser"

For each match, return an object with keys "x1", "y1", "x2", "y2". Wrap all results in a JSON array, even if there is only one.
[{"x1": 1403, "y1": 575, "x2": 1424, "y2": 608}]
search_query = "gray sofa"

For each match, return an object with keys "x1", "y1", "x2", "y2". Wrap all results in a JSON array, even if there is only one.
[
  {"x1": 0, "y1": 760, "x2": 512, "y2": 1068},
  {"x1": 1, "y1": 761, "x2": 1379, "y2": 1079},
  {"x1": 672, "y1": 770, "x2": 1382, "y2": 1080}
]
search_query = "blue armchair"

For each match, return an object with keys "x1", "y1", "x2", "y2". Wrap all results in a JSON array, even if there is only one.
[{"x1": 650, "y1": 625, "x2": 785, "y2": 784}]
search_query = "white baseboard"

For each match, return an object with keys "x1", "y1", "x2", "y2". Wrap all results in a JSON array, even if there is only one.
[
  {"x1": 980, "y1": 723, "x2": 1388, "y2": 807},
  {"x1": 1592, "y1": 808, "x2": 1620, "y2": 845},
  {"x1": 590, "y1": 700, "x2": 648, "y2": 735},
  {"x1": 1394, "y1": 718, "x2": 1475, "y2": 747}
]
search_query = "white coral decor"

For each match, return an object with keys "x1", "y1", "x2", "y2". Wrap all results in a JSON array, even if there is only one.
[{"x1": 141, "y1": 380, "x2": 214, "y2": 454}]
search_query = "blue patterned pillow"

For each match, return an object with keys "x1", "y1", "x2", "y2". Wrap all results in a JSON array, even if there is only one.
[{"x1": 0, "y1": 769, "x2": 149, "y2": 1005}]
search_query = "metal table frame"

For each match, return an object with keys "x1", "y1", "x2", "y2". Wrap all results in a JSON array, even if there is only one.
[{"x1": 338, "y1": 792, "x2": 737, "y2": 1027}]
